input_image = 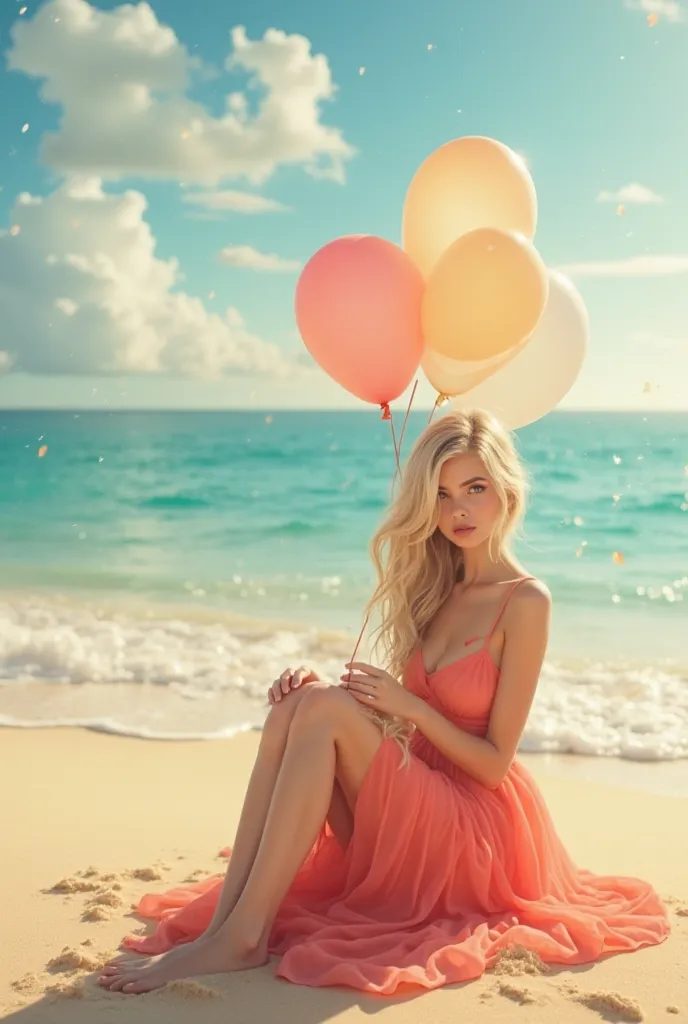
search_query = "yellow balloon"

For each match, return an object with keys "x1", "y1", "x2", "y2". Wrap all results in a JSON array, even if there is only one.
[
  {"x1": 421, "y1": 227, "x2": 549, "y2": 362},
  {"x1": 403, "y1": 136, "x2": 537, "y2": 278}
]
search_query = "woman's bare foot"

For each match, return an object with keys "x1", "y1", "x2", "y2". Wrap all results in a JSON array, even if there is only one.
[
  {"x1": 98, "y1": 931, "x2": 268, "y2": 994},
  {"x1": 102, "y1": 936, "x2": 207, "y2": 974},
  {"x1": 102, "y1": 914, "x2": 232, "y2": 972}
]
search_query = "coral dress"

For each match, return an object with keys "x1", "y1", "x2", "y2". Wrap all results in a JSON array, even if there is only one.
[{"x1": 122, "y1": 578, "x2": 671, "y2": 994}]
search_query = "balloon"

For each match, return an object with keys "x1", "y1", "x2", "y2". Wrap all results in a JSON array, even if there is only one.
[
  {"x1": 403, "y1": 136, "x2": 537, "y2": 278},
  {"x1": 422, "y1": 227, "x2": 549, "y2": 362},
  {"x1": 422, "y1": 339, "x2": 528, "y2": 397},
  {"x1": 450, "y1": 271, "x2": 589, "y2": 429},
  {"x1": 295, "y1": 235, "x2": 424, "y2": 406}
]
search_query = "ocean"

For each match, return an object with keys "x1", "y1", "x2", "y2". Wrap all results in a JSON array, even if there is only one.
[{"x1": 0, "y1": 409, "x2": 686, "y2": 785}]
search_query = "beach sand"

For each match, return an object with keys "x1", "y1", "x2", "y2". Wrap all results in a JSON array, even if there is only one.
[{"x1": 2, "y1": 728, "x2": 686, "y2": 1023}]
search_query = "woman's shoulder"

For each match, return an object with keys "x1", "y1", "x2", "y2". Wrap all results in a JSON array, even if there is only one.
[{"x1": 506, "y1": 575, "x2": 552, "y2": 622}]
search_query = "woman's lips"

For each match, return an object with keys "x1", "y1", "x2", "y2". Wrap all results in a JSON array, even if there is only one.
[{"x1": 453, "y1": 526, "x2": 475, "y2": 535}]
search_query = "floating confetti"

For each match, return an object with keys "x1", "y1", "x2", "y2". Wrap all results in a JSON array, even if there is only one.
[
  {"x1": 208, "y1": 290, "x2": 215, "y2": 299},
  {"x1": 612, "y1": 551, "x2": 624, "y2": 565},
  {"x1": 38, "y1": 445, "x2": 48, "y2": 458},
  {"x1": 10, "y1": 225, "x2": 20, "y2": 236},
  {"x1": 613, "y1": 493, "x2": 622, "y2": 503},
  {"x1": 613, "y1": 454, "x2": 622, "y2": 464},
  {"x1": 19, "y1": 5, "x2": 28, "y2": 12},
  {"x1": 427, "y1": 43, "x2": 435, "y2": 50},
  {"x1": 573, "y1": 515, "x2": 584, "y2": 527},
  {"x1": 21, "y1": 123, "x2": 30, "y2": 133},
  {"x1": 358, "y1": 66, "x2": 366, "y2": 76},
  {"x1": 265, "y1": 415, "x2": 273, "y2": 424},
  {"x1": 647, "y1": 12, "x2": 659, "y2": 26},
  {"x1": 611, "y1": 594, "x2": 622, "y2": 604},
  {"x1": 575, "y1": 546, "x2": 584, "y2": 558},
  {"x1": 617, "y1": 203, "x2": 625, "y2": 216}
]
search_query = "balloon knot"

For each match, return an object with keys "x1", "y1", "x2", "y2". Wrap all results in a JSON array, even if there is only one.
[
  {"x1": 380, "y1": 402, "x2": 392, "y2": 421},
  {"x1": 436, "y1": 393, "x2": 451, "y2": 407}
]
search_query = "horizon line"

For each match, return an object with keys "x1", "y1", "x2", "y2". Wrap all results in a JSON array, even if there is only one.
[{"x1": 0, "y1": 406, "x2": 685, "y2": 415}]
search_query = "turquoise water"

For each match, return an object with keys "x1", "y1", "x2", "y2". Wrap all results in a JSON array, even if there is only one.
[
  {"x1": 1, "y1": 409, "x2": 686, "y2": 634},
  {"x1": 0, "y1": 409, "x2": 686, "y2": 759}
]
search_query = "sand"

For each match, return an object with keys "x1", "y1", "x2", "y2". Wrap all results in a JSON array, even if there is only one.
[{"x1": 1, "y1": 727, "x2": 687, "y2": 1023}]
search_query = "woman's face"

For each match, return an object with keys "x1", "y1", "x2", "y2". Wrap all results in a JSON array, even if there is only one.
[{"x1": 435, "y1": 453, "x2": 503, "y2": 549}]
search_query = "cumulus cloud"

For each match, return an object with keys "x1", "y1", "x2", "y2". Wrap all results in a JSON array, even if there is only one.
[
  {"x1": 219, "y1": 245, "x2": 302, "y2": 272},
  {"x1": 0, "y1": 179, "x2": 292, "y2": 377},
  {"x1": 558, "y1": 255, "x2": 688, "y2": 278},
  {"x1": 624, "y1": 0, "x2": 684, "y2": 21},
  {"x1": 597, "y1": 183, "x2": 664, "y2": 204},
  {"x1": 182, "y1": 190, "x2": 288, "y2": 214},
  {"x1": 7, "y1": 0, "x2": 355, "y2": 185}
]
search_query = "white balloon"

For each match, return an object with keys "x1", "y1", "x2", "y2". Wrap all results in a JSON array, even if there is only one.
[{"x1": 450, "y1": 270, "x2": 589, "y2": 429}]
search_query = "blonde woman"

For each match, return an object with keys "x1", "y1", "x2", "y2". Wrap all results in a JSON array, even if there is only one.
[{"x1": 100, "y1": 409, "x2": 670, "y2": 996}]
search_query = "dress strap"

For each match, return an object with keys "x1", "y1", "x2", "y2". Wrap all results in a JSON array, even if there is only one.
[{"x1": 485, "y1": 576, "x2": 535, "y2": 641}]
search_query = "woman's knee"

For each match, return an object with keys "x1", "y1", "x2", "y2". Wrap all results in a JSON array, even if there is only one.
[
  {"x1": 262, "y1": 681, "x2": 329, "y2": 741},
  {"x1": 292, "y1": 683, "x2": 358, "y2": 730}
]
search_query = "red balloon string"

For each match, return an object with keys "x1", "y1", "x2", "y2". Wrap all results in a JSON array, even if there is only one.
[
  {"x1": 380, "y1": 401, "x2": 401, "y2": 476},
  {"x1": 397, "y1": 379, "x2": 418, "y2": 456},
  {"x1": 347, "y1": 383, "x2": 420, "y2": 680},
  {"x1": 346, "y1": 614, "x2": 369, "y2": 684}
]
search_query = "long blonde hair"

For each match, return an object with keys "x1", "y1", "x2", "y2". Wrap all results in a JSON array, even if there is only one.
[{"x1": 363, "y1": 408, "x2": 530, "y2": 761}]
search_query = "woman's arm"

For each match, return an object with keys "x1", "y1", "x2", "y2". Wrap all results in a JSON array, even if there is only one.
[{"x1": 407, "y1": 581, "x2": 551, "y2": 789}]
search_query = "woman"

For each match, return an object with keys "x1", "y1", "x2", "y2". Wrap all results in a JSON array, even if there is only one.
[{"x1": 99, "y1": 409, "x2": 671, "y2": 995}]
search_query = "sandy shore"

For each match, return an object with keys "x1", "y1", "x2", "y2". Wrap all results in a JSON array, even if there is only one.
[{"x1": 2, "y1": 728, "x2": 686, "y2": 1023}]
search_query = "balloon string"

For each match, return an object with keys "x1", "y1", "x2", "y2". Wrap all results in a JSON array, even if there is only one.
[
  {"x1": 346, "y1": 611, "x2": 370, "y2": 684},
  {"x1": 347, "y1": 388, "x2": 417, "y2": 681},
  {"x1": 391, "y1": 379, "x2": 418, "y2": 491},
  {"x1": 380, "y1": 402, "x2": 401, "y2": 477},
  {"x1": 397, "y1": 379, "x2": 418, "y2": 456},
  {"x1": 427, "y1": 392, "x2": 450, "y2": 426}
]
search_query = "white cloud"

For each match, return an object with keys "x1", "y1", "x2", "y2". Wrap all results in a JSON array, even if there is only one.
[
  {"x1": 7, "y1": 0, "x2": 355, "y2": 185},
  {"x1": 0, "y1": 178, "x2": 292, "y2": 377},
  {"x1": 624, "y1": 0, "x2": 685, "y2": 21},
  {"x1": 597, "y1": 183, "x2": 664, "y2": 204},
  {"x1": 182, "y1": 190, "x2": 288, "y2": 214},
  {"x1": 219, "y1": 244, "x2": 302, "y2": 272},
  {"x1": 558, "y1": 254, "x2": 688, "y2": 278}
]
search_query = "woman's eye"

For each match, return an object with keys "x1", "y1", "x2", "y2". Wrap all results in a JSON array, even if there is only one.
[{"x1": 469, "y1": 484, "x2": 486, "y2": 494}]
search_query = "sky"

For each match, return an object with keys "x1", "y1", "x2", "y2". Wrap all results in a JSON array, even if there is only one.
[{"x1": 0, "y1": 0, "x2": 687, "y2": 411}]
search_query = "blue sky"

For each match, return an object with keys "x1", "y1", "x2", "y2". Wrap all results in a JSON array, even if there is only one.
[{"x1": 0, "y1": 0, "x2": 686, "y2": 410}]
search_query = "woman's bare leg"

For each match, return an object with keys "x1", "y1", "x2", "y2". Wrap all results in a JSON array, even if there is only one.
[
  {"x1": 202, "y1": 684, "x2": 354, "y2": 936},
  {"x1": 103, "y1": 682, "x2": 353, "y2": 972},
  {"x1": 100, "y1": 687, "x2": 383, "y2": 994}
]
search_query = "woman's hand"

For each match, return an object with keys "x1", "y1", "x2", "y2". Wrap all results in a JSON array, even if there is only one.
[
  {"x1": 340, "y1": 662, "x2": 421, "y2": 721},
  {"x1": 268, "y1": 665, "x2": 320, "y2": 705}
]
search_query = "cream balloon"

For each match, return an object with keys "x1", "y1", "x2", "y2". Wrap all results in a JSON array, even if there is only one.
[
  {"x1": 403, "y1": 136, "x2": 538, "y2": 278},
  {"x1": 450, "y1": 271, "x2": 589, "y2": 429}
]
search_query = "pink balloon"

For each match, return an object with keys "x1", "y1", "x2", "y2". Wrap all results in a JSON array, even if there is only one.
[{"x1": 295, "y1": 235, "x2": 424, "y2": 405}]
